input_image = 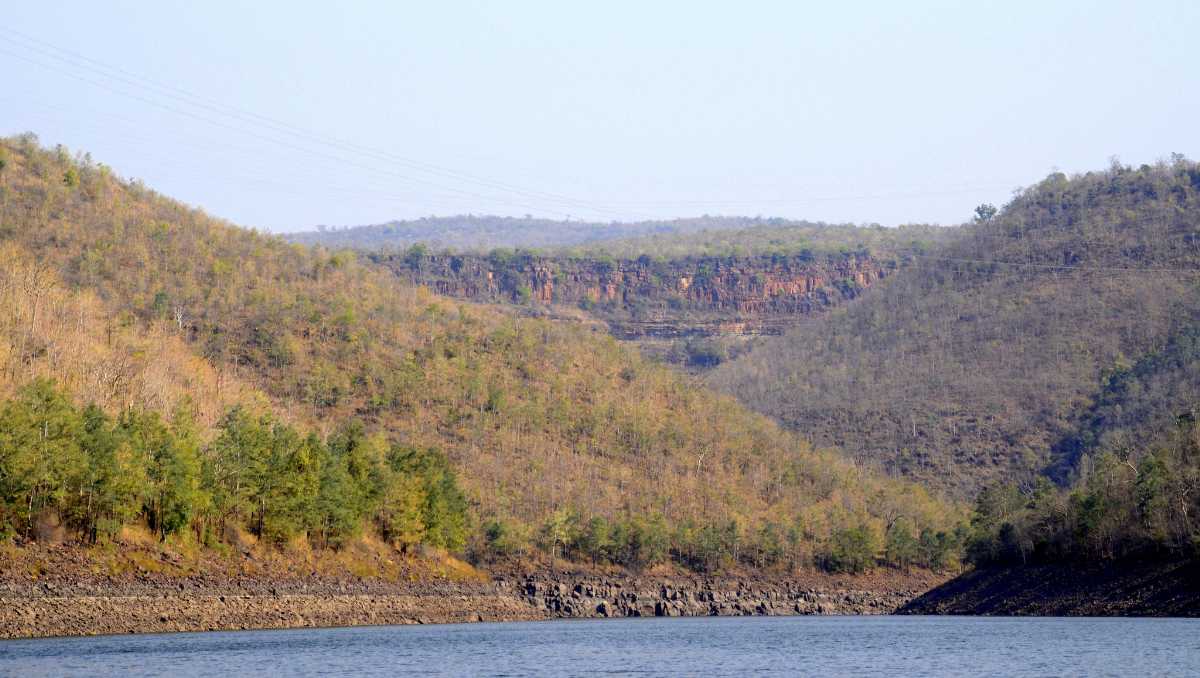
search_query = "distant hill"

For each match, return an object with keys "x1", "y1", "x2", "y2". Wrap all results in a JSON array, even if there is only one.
[
  {"x1": 709, "y1": 158, "x2": 1200, "y2": 496},
  {"x1": 284, "y1": 214, "x2": 932, "y2": 256},
  {"x1": 555, "y1": 222, "x2": 958, "y2": 260}
]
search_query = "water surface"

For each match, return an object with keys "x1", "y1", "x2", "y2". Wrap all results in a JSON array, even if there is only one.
[{"x1": 2, "y1": 615, "x2": 1196, "y2": 676}]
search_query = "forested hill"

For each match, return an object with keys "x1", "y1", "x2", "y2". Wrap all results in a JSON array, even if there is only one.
[
  {"x1": 284, "y1": 215, "x2": 953, "y2": 257},
  {"x1": 710, "y1": 157, "x2": 1200, "y2": 496},
  {"x1": 286, "y1": 215, "x2": 794, "y2": 251},
  {"x1": 0, "y1": 134, "x2": 960, "y2": 574}
]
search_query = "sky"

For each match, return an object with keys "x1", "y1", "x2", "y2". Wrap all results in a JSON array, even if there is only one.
[{"x1": 3, "y1": 1, "x2": 1198, "y2": 233}]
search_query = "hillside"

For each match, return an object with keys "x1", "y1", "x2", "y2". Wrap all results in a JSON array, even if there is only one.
[
  {"x1": 903, "y1": 410, "x2": 1200, "y2": 616},
  {"x1": 1050, "y1": 324, "x2": 1200, "y2": 480},
  {"x1": 0, "y1": 134, "x2": 961, "y2": 573},
  {"x1": 710, "y1": 158, "x2": 1200, "y2": 495}
]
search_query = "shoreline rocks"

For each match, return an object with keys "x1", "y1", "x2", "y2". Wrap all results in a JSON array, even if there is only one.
[
  {"x1": 515, "y1": 574, "x2": 922, "y2": 619},
  {"x1": 0, "y1": 543, "x2": 949, "y2": 638},
  {"x1": 0, "y1": 590, "x2": 544, "y2": 638},
  {"x1": 0, "y1": 572, "x2": 937, "y2": 639}
]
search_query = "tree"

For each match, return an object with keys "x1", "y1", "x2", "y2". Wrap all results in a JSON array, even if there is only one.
[
  {"x1": 255, "y1": 422, "x2": 320, "y2": 544},
  {"x1": 539, "y1": 507, "x2": 577, "y2": 565},
  {"x1": 312, "y1": 438, "x2": 367, "y2": 548},
  {"x1": 387, "y1": 444, "x2": 469, "y2": 551},
  {"x1": 72, "y1": 404, "x2": 140, "y2": 543},
  {"x1": 575, "y1": 516, "x2": 613, "y2": 565},
  {"x1": 208, "y1": 406, "x2": 271, "y2": 529},
  {"x1": 480, "y1": 518, "x2": 531, "y2": 559},
  {"x1": 0, "y1": 380, "x2": 85, "y2": 538},
  {"x1": 966, "y1": 482, "x2": 1025, "y2": 564},
  {"x1": 973, "y1": 203, "x2": 997, "y2": 223},
  {"x1": 824, "y1": 524, "x2": 879, "y2": 573},
  {"x1": 404, "y1": 243, "x2": 428, "y2": 270},
  {"x1": 376, "y1": 473, "x2": 426, "y2": 551},
  {"x1": 207, "y1": 407, "x2": 320, "y2": 543},
  {"x1": 624, "y1": 515, "x2": 669, "y2": 570},
  {"x1": 885, "y1": 518, "x2": 920, "y2": 570}
]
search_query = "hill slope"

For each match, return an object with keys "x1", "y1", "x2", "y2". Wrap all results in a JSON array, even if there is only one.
[
  {"x1": 710, "y1": 158, "x2": 1200, "y2": 495},
  {"x1": 0, "y1": 134, "x2": 960, "y2": 572}
]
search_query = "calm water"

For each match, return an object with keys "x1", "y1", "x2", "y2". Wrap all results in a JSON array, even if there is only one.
[{"x1": 1, "y1": 615, "x2": 1197, "y2": 677}]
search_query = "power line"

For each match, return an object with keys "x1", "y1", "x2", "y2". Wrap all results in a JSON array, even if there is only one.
[
  {"x1": 907, "y1": 252, "x2": 1200, "y2": 275},
  {"x1": 593, "y1": 184, "x2": 1016, "y2": 207},
  {"x1": 2, "y1": 95, "x2": 599, "y2": 213},
  {"x1": 0, "y1": 27, "x2": 1029, "y2": 224},
  {"x1": 0, "y1": 44, "x2": 608, "y2": 220},
  {"x1": 0, "y1": 27, "x2": 653, "y2": 221}
]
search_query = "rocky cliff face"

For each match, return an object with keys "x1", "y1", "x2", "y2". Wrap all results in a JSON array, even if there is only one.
[
  {"x1": 516, "y1": 573, "x2": 930, "y2": 619},
  {"x1": 375, "y1": 252, "x2": 890, "y2": 338}
]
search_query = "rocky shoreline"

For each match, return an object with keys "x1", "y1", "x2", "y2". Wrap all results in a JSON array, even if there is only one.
[
  {"x1": 0, "y1": 576, "x2": 937, "y2": 639},
  {"x1": 14, "y1": 542, "x2": 1199, "y2": 639},
  {"x1": 0, "y1": 546, "x2": 944, "y2": 638}
]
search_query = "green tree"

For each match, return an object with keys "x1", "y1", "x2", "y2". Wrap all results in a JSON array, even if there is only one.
[
  {"x1": 376, "y1": 473, "x2": 426, "y2": 551},
  {"x1": 575, "y1": 516, "x2": 613, "y2": 565},
  {"x1": 972, "y1": 203, "x2": 997, "y2": 223},
  {"x1": 388, "y1": 444, "x2": 469, "y2": 551},
  {"x1": 115, "y1": 409, "x2": 193, "y2": 540},
  {"x1": 885, "y1": 518, "x2": 920, "y2": 570},
  {"x1": 621, "y1": 515, "x2": 669, "y2": 570},
  {"x1": 824, "y1": 524, "x2": 879, "y2": 573},
  {"x1": 208, "y1": 406, "x2": 272, "y2": 529},
  {"x1": 71, "y1": 405, "x2": 141, "y2": 542},
  {"x1": 481, "y1": 518, "x2": 531, "y2": 559},
  {"x1": 539, "y1": 506, "x2": 577, "y2": 564},
  {"x1": 255, "y1": 423, "x2": 320, "y2": 543},
  {"x1": 0, "y1": 380, "x2": 85, "y2": 538},
  {"x1": 312, "y1": 439, "x2": 367, "y2": 548}
]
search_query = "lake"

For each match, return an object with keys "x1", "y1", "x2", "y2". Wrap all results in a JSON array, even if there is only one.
[{"x1": 1, "y1": 615, "x2": 1197, "y2": 677}]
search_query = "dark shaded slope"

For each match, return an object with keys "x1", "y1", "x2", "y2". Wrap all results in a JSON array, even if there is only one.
[
  {"x1": 1050, "y1": 325, "x2": 1200, "y2": 481},
  {"x1": 900, "y1": 560, "x2": 1200, "y2": 617}
]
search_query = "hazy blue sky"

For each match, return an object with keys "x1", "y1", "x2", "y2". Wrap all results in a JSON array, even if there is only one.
[{"x1": 4, "y1": 1, "x2": 1197, "y2": 232}]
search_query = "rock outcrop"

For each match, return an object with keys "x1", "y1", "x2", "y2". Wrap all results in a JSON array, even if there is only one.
[
  {"x1": 375, "y1": 252, "x2": 890, "y2": 338},
  {"x1": 515, "y1": 573, "x2": 924, "y2": 619}
]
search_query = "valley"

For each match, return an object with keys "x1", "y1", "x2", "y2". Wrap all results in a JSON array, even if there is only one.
[
  {"x1": 372, "y1": 249, "x2": 890, "y2": 368},
  {"x1": 2, "y1": 135, "x2": 1200, "y2": 635},
  {"x1": 4, "y1": 2, "x2": 1200, "y2": 671}
]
